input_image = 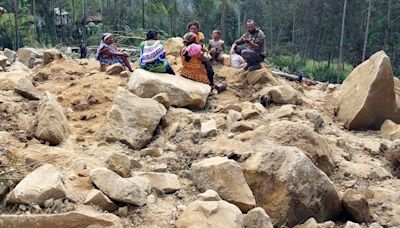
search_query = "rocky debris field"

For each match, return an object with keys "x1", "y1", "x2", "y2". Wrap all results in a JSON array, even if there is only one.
[{"x1": 0, "y1": 43, "x2": 399, "y2": 228}]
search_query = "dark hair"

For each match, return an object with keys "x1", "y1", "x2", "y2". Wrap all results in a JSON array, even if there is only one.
[
  {"x1": 187, "y1": 21, "x2": 200, "y2": 30},
  {"x1": 234, "y1": 45, "x2": 245, "y2": 55},
  {"x1": 146, "y1": 30, "x2": 158, "y2": 40},
  {"x1": 247, "y1": 19, "x2": 255, "y2": 24},
  {"x1": 183, "y1": 32, "x2": 197, "y2": 46}
]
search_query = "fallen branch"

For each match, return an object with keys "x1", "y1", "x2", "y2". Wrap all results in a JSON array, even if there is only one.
[{"x1": 271, "y1": 69, "x2": 318, "y2": 85}]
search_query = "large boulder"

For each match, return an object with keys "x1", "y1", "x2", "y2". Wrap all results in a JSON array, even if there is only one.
[
  {"x1": 83, "y1": 189, "x2": 118, "y2": 212},
  {"x1": 380, "y1": 119, "x2": 400, "y2": 140},
  {"x1": 264, "y1": 121, "x2": 335, "y2": 175},
  {"x1": 16, "y1": 47, "x2": 43, "y2": 68},
  {"x1": 0, "y1": 55, "x2": 7, "y2": 71},
  {"x1": 15, "y1": 78, "x2": 42, "y2": 100},
  {"x1": 90, "y1": 167, "x2": 150, "y2": 206},
  {"x1": 4, "y1": 48, "x2": 16, "y2": 63},
  {"x1": 6, "y1": 164, "x2": 66, "y2": 206},
  {"x1": 165, "y1": 37, "x2": 184, "y2": 57},
  {"x1": 192, "y1": 157, "x2": 256, "y2": 212},
  {"x1": 245, "y1": 68, "x2": 280, "y2": 86},
  {"x1": 176, "y1": 192, "x2": 244, "y2": 228},
  {"x1": 31, "y1": 92, "x2": 71, "y2": 145},
  {"x1": 135, "y1": 172, "x2": 181, "y2": 193},
  {"x1": 0, "y1": 210, "x2": 123, "y2": 228},
  {"x1": 337, "y1": 51, "x2": 398, "y2": 130},
  {"x1": 43, "y1": 49, "x2": 65, "y2": 64},
  {"x1": 106, "y1": 152, "x2": 131, "y2": 178},
  {"x1": 97, "y1": 87, "x2": 166, "y2": 150},
  {"x1": 128, "y1": 69, "x2": 210, "y2": 109},
  {"x1": 258, "y1": 84, "x2": 300, "y2": 105},
  {"x1": 342, "y1": 190, "x2": 372, "y2": 223},
  {"x1": 243, "y1": 144, "x2": 341, "y2": 227},
  {"x1": 0, "y1": 76, "x2": 16, "y2": 90},
  {"x1": 243, "y1": 207, "x2": 274, "y2": 228}
]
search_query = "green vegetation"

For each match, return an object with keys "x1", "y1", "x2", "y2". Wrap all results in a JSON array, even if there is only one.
[
  {"x1": 0, "y1": 0, "x2": 398, "y2": 82},
  {"x1": 268, "y1": 55, "x2": 354, "y2": 83}
]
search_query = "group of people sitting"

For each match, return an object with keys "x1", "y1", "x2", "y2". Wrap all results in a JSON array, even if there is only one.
[{"x1": 95, "y1": 19, "x2": 266, "y2": 94}]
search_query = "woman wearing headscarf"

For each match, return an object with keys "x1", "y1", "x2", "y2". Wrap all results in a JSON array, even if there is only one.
[
  {"x1": 180, "y1": 32, "x2": 226, "y2": 94},
  {"x1": 139, "y1": 30, "x2": 174, "y2": 74},
  {"x1": 95, "y1": 33, "x2": 134, "y2": 72}
]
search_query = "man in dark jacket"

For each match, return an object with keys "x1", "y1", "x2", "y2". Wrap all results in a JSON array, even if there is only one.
[{"x1": 231, "y1": 19, "x2": 266, "y2": 71}]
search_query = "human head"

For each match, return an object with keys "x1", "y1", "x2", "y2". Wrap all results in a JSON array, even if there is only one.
[
  {"x1": 212, "y1": 30, "x2": 221, "y2": 40},
  {"x1": 183, "y1": 32, "x2": 197, "y2": 46},
  {"x1": 146, "y1": 30, "x2": 158, "y2": 40},
  {"x1": 102, "y1": 33, "x2": 113, "y2": 45},
  {"x1": 187, "y1": 21, "x2": 200, "y2": 34},
  {"x1": 234, "y1": 45, "x2": 245, "y2": 55},
  {"x1": 246, "y1": 19, "x2": 257, "y2": 33}
]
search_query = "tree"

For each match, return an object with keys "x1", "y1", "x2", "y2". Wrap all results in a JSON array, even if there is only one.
[
  {"x1": 339, "y1": 0, "x2": 347, "y2": 82},
  {"x1": 142, "y1": 0, "x2": 145, "y2": 29},
  {"x1": 10, "y1": 0, "x2": 21, "y2": 48},
  {"x1": 221, "y1": 0, "x2": 227, "y2": 39},
  {"x1": 362, "y1": 0, "x2": 372, "y2": 62},
  {"x1": 383, "y1": 0, "x2": 391, "y2": 51}
]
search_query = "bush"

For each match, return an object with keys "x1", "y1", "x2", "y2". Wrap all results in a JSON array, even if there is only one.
[{"x1": 268, "y1": 55, "x2": 353, "y2": 83}]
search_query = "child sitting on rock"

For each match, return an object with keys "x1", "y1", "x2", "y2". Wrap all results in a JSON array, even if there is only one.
[
  {"x1": 231, "y1": 45, "x2": 246, "y2": 69},
  {"x1": 208, "y1": 30, "x2": 225, "y2": 65}
]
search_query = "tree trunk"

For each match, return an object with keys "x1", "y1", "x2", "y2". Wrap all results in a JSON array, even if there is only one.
[
  {"x1": 171, "y1": 0, "x2": 177, "y2": 36},
  {"x1": 33, "y1": 0, "x2": 40, "y2": 43},
  {"x1": 58, "y1": 0, "x2": 64, "y2": 43},
  {"x1": 237, "y1": 0, "x2": 241, "y2": 37},
  {"x1": 72, "y1": 0, "x2": 76, "y2": 22},
  {"x1": 362, "y1": 0, "x2": 372, "y2": 62},
  {"x1": 221, "y1": 0, "x2": 227, "y2": 39},
  {"x1": 384, "y1": 0, "x2": 392, "y2": 51},
  {"x1": 339, "y1": 0, "x2": 347, "y2": 83},
  {"x1": 290, "y1": 13, "x2": 296, "y2": 73},
  {"x1": 142, "y1": 0, "x2": 145, "y2": 29},
  {"x1": 12, "y1": 0, "x2": 21, "y2": 49},
  {"x1": 82, "y1": 0, "x2": 87, "y2": 42}
]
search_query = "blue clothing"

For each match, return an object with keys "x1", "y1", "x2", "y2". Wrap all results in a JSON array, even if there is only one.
[{"x1": 96, "y1": 44, "x2": 124, "y2": 66}]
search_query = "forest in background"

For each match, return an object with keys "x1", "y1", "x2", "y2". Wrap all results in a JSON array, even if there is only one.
[{"x1": 0, "y1": 0, "x2": 398, "y2": 83}]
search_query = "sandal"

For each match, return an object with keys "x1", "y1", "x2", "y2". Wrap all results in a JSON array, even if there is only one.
[{"x1": 217, "y1": 83, "x2": 227, "y2": 94}]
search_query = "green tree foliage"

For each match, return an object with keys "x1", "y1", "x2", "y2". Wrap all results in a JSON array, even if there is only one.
[{"x1": 0, "y1": 0, "x2": 398, "y2": 81}]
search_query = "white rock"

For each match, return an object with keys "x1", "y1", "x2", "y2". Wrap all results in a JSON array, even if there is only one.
[
  {"x1": 15, "y1": 78, "x2": 42, "y2": 100},
  {"x1": 97, "y1": 87, "x2": 166, "y2": 150},
  {"x1": 32, "y1": 92, "x2": 71, "y2": 145},
  {"x1": 90, "y1": 168, "x2": 150, "y2": 206},
  {"x1": 106, "y1": 152, "x2": 131, "y2": 178},
  {"x1": 258, "y1": 84, "x2": 300, "y2": 105},
  {"x1": 16, "y1": 47, "x2": 43, "y2": 68},
  {"x1": 128, "y1": 69, "x2": 211, "y2": 109},
  {"x1": 135, "y1": 172, "x2": 181, "y2": 193},
  {"x1": 201, "y1": 119, "x2": 217, "y2": 138},
  {"x1": 84, "y1": 189, "x2": 118, "y2": 212},
  {"x1": 176, "y1": 199, "x2": 244, "y2": 228},
  {"x1": 244, "y1": 207, "x2": 274, "y2": 228},
  {"x1": 6, "y1": 164, "x2": 66, "y2": 206},
  {"x1": 197, "y1": 189, "x2": 222, "y2": 201},
  {"x1": 192, "y1": 157, "x2": 256, "y2": 212},
  {"x1": 0, "y1": 209, "x2": 123, "y2": 228}
]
